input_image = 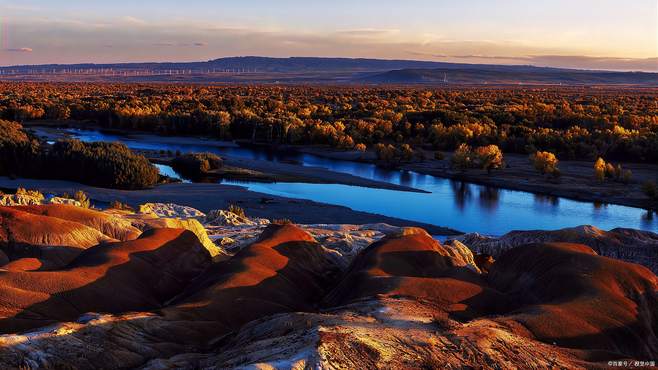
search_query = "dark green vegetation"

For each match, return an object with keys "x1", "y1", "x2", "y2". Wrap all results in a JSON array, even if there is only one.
[
  {"x1": 0, "y1": 119, "x2": 158, "y2": 189},
  {"x1": 1, "y1": 83, "x2": 656, "y2": 165},
  {"x1": 171, "y1": 152, "x2": 223, "y2": 180}
]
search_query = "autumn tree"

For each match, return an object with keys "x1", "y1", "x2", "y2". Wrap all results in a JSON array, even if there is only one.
[
  {"x1": 474, "y1": 145, "x2": 504, "y2": 173},
  {"x1": 531, "y1": 151, "x2": 559, "y2": 177}
]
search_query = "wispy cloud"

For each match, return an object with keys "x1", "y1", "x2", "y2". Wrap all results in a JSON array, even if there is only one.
[
  {"x1": 119, "y1": 16, "x2": 146, "y2": 25},
  {"x1": 1, "y1": 13, "x2": 655, "y2": 72},
  {"x1": 4, "y1": 47, "x2": 33, "y2": 53},
  {"x1": 153, "y1": 41, "x2": 207, "y2": 47}
]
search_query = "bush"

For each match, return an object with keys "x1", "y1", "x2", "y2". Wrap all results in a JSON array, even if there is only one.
[
  {"x1": 474, "y1": 145, "x2": 504, "y2": 173},
  {"x1": 452, "y1": 144, "x2": 504, "y2": 173},
  {"x1": 434, "y1": 151, "x2": 445, "y2": 160},
  {"x1": 594, "y1": 158, "x2": 607, "y2": 182},
  {"x1": 73, "y1": 190, "x2": 90, "y2": 208},
  {"x1": 228, "y1": 204, "x2": 246, "y2": 218},
  {"x1": 48, "y1": 140, "x2": 159, "y2": 190},
  {"x1": 530, "y1": 151, "x2": 559, "y2": 177},
  {"x1": 354, "y1": 143, "x2": 367, "y2": 152},
  {"x1": 644, "y1": 181, "x2": 658, "y2": 200},
  {"x1": 109, "y1": 200, "x2": 134, "y2": 211},
  {"x1": 171, "y1": 152, "x2": 223, "y2": 179},
  {"x1": 451, "y1": 144, "x2": 473, "y2": 171},
  {"x1": 15, "y1": 187, "x2": 45, "y2": 202},
  {"x1": 594, "y1": 158, "x2": 632, "y2": 183}
]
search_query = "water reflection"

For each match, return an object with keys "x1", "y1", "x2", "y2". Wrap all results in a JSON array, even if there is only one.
[
  {"x1": 478, "y1": 187, "x2": 500, "y2": 213},
  {"x1": 399, "y1": 171, "x2": 413, "y2": 187},
  {"x1": 59, "y1": 127, "x2": 658, "y2": 235},
  {"x1": 534, "y1": 194, "x2": 560, "y2": 207},
  {"x1": 593, "y1": 201, "x2": 609, "y2": 211},
  {"x1": 641, "y1": 210, "x2": 657, "y2": 231},
  {"x1": 451, "y1": 181, "x2": 472, "y2": 211}
]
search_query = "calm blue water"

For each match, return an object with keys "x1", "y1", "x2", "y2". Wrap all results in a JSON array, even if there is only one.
[{"x1": 58, "y1": 128, "x2": 657, "y2": 235}]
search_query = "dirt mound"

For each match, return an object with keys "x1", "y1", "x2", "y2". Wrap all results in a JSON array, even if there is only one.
[
  {"x1": 325, "y1": 230, "x2": 510, "y2": 320},
  {"x1": 130, "y1": 216, "x2": 221, "y2": 257},
  {"x1": 489, "y1": 242, "x2": 658, "y2": 361},
  {"x1": 459, "y1": 225, "x2": 658, "y2": 274},
  {"x1": 14, "y1": 204, "x2": 141, "y2": 241},
  {"x1": 0, "y1": 228, "x2": 211, "y2": 333},
  {"x1": 157, "y1": 224, "x2": 341, "y2": 343},
  {"x1": 0, "y1": 206, "x2": 114, "y2": 269},
  {"x1": 0, "y1": 224, "x2": 655, "y2": 369}
]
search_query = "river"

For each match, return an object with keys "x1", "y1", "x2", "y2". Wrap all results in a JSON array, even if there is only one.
[{"x1": 58, "y1": 128, "x2": 657, "y2": 235}]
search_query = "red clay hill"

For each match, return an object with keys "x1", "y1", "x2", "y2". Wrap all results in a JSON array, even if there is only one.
[{"x1": 0, "y1": 204, "x2": 654, "y2": 369}]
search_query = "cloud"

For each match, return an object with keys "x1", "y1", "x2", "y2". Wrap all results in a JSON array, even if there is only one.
[
  {"x1": 120, "y1": 16, "x2": 147, "y2": 25},
  {"x1": 449, "y1": 55, "x2": 531, "y2": 61},
  {"x1": 153, "y1": 42, "x2": 207, "y2": 47},
  {"x1": 336, "y1": 29, "x2": 400, "y2": 37},
  {"x1": 4, "y1": 48, "x2": 33, "y2": 53},
  {"x1": 2, "y1": 15, "x2": 655, "y2": 72}
]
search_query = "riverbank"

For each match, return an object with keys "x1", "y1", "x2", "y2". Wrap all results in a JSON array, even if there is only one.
[
  {"x1": 295, "y1": 146, "x2": 658, "y2": 210},
  {"x1": 0, "y1": 177, "x2": 460, "y2": 235},
  {"x1": 28, "y1": 124, "x2": 428, "y2": 193},
  {"x1": 26, "y1": 121, "x2": 657, "y2": 210}
]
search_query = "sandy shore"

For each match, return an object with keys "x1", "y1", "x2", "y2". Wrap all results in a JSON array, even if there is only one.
[{"x1": 0, "y1": 177, "x2": 460, "y2": 235}]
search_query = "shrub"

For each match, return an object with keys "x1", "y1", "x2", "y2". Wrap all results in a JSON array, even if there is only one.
[
  {"x1": 594, "y1": 158, "x2": 632, "y2": 183},
  {"x1": 74, "y1": 190, "x2": 91, "y2": 209},
  {"x1": 15, "y1": 187, "x2": 44, "y2": 202},
  {"x1": 171, "y1": 152, "x2": 223, "y2": 179},
  {"x1": 434, "y1": 151, "x2": 445, "y2": 160},
  {"x1": 594, "y1": 157, "x2": 607, "y2": 182},
  {"x1": 228, "y1": 204, "x2": 246, "y2": 218},
  {"x1": 451, "y1": 144, "x2": 473, "y2": 171},
  {"x1": 354, "y1": 143, "x2": 367, "y2": 152},
  {"x1": 530, "y1": 151, "x2": 559, "y2": 176},
  {"x1": 452, "y1": 144, "x2": 504, "y2": 173},
  {"x1": 643, "y1": 181, "x2": 658, "y2": 200},
  {"x1": 109, "y1": 200, "x2": 134, "y2": 211},
  {"x1": 474, "y1": 145, "x2": 504, "y2": 173},
  {"x1": 374, "y1": 143, "x2": 396, "y2": 163}
]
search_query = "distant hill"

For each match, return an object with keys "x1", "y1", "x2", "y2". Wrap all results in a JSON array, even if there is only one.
[
  {"x1": 359, "y1": 66, "x2": 658, "y2": 85},
  {"x1": 1, "y1": 56, "x2": 657, "y2": 85}
]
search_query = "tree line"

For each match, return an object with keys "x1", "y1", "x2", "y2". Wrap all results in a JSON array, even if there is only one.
[{"x1": 0, "y1": 83, "x2": 656, "y2": 163}]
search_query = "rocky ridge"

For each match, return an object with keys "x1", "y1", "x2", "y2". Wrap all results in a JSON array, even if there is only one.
[{"x1": 0, "y1": 202, "x2": 654, "y2": 369}]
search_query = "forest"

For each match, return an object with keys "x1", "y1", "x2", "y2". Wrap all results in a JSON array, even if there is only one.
[{"x1": 0, "y1": 83, "x2": 657, "y2": 165}]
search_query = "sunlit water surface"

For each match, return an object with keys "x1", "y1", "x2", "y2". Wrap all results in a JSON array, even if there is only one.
[{"x1": 61, "y1": 128, "x2": 657, "y2": 235}]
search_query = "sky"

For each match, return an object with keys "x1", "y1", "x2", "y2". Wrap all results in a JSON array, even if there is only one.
[{"x1": 0, "y1": 0, "x2": 657, "y2": 71}]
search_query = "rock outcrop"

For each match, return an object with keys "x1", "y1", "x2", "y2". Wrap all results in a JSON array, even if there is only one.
[
  {"x1": 14, "y1": 204, "x2": 141, "y2": 242},
  {"x1": 205, "y1": 209, "x2": 270, "y2": 226},
  {"x1": 0, "y1": 206, "x2": 114, "y2": 269},
  {"x1": 128, "y1": 213, "x2": 221, "y2": 257},
  {"x1": 138, "y1": 203, "x2": 206, "y2": 220},
  {"x1": 457, "y1": 225, "x2": 658, "y2": 274},
  {"x1": 0, "y1": 194, "x2": 43, "y2": 207},
  {"x1": 0, "y1": 228, "x2": 211, "y2": 334},
  {"x1": 0, "y1": 205, "x2": 655, "y2": 369}
]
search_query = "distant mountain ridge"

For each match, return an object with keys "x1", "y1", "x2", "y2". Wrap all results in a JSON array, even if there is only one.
[
  {"x1": 1, "y1": 56, "x2": 657, "y2": 85},
  {"x1": 360, "y1": 67, "x2": 658, "y2": 85}
]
